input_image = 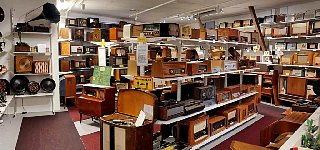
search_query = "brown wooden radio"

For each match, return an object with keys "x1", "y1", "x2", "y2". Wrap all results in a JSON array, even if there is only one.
[
  {"x1": 187, "y1": 62, "x2": 211, "y2": 75},
  {"x1": 193, "y1": 85, "x2": 216, "y2": 101},
  {"x1": 204, "y1": 60, "x2": 238, "y2": 73},
  {"x1": 309, "y1": 20, "x2": 320, "y2": 35},
  {"x1": 262, "y1": 27, "x2": 273, "y2": 37},
  {"x1": 14, "y1": 56, "x2": 33, "y2": 73},
  {"x1": 239, "y1": 32, "x2": 252, "y2": 43},
  {"x1": 233, "y1": 20, "x2": 244, "y2": 28},
  {"x1": 59, "y1": 60, "x2": 70, "y2": 72},
  {"x1": 132, "y1": 25, "x2": 143, "y2": 37},
  {"x1": 59, "y1": 41, "x2": 70, "y2": 56},
  {"x1": 235, "y1": 104, "x2": 248, "y2": 123},
  {"x1": 280, "y1": 55, "x2": 293, "y2": 65},
  {"x1": 100, "y1": 89, "x2": 157, "y2": 150},
  {"x1": 240, "y1": 84, "x2": 249, "y2": 95},
  {"x1": 70, "y1": 60, "x2": 86, "y2": 69},
  {"x1": 180, "y1": 99, "x2": 205, "y2": 115},
  {"x1": 92, "y1": 28, "x2": 102, "y2": 42},
  {"x1": 247, "y1": 85, "x2": 256, "y2": 93},
  {"x1": 180, "y1": 25, "x2": 192, "y2": 38},
  {"x1": 111, "y1": 47, "x2": 128, "y2": 56},
  {"x1": 208, "y1": 115, "x2": 226, "y2": 136},
  {"x1": 216, "y1": 90, "x2": 231, "y2": 104},
  {"x1": 217, "y1": 28, "x2": 239, "y2": 41},
  {"x1": 33, "y1": 61, "x2": 49, "y2": 74},
  {"x1": 292, "y1": 52, "x2": 314, "y2": 65},
  {"x1": 151, "y1": 61, "x2": 187, "y2": 78},
  {"x1": 272, "y1": 26, "x2": 289, "y2": 37},
  {"x1": 217, "y1": 107, "x2": 238, "y2": 128},
  {"x1": 291, "y1": 22, "x2": 309, "y2": 36},
  {"x1": 73, "y1": 28, "x2": 84, "y2": 41},
  {"x1": 178, "y1": 115, "x2": 209, "y2": 146},
  {"x1": 15, "y1": 45, "x2": 30, "y2": 52},
  {"x1": 86, "y1": 32, "x2": 94, "y2": 41},
  {"x1": 77, "y1": 84, "x2": 116, "y2": 122},
  {"x1": 243, "y1": 19, "x2": 253, "y2": 27},
  {"x1": 242, "y1": 96, "x2": 256, "y2": 116},
  {"x1": 109, "y1": 28, "x2": 123, "y2": 42},
  {"x1": 158, "y1": 101, "x2": 184, "y2": 121},
  {"x1": 224, "y1": 85, "x2": 241, "y2": 99},
  {"x1": 313, "y1": 53, "x2": 320, "y2": 66}
]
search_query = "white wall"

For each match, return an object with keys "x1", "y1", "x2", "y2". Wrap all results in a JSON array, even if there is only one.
[{"x1": 0, "y1": 0, "x2": 60, "y2": 114}]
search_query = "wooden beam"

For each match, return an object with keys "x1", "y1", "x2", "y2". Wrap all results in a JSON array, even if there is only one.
[{"x1": 249, "y1": 6, "x2": 267, "y2": 51}]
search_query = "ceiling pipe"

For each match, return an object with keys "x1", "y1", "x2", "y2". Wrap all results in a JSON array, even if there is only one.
[{"x1": 129, "y1": 0, "x2": 176, "y2": 17}]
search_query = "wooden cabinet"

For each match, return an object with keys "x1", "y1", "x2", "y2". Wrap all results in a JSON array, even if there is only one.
[{"x1": 76, "y1": 84, "x2": 116, "y2": 122}]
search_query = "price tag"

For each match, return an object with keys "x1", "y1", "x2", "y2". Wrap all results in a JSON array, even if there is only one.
[{"x1": 137, "y1": 37, "x2": 147, "y2": 43}]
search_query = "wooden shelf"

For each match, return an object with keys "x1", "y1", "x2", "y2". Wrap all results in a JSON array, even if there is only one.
[{"x1": 155, "y1": 92, "x2": 258, "y2": 125}]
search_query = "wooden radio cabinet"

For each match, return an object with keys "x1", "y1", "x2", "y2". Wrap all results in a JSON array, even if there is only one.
[
  {"x1": 178, "y1": 115, "x2": 209, "y2": 146},
  {"x1": 187, "y1": 62, "x2": 211, "y2": 75},
  {"x1": 217, "y1": 107, "x2": 238, "y2": 128},
  {"x1": 313, "y1": 53, "x2": 320, "y2": 66},
  {"x1": 280, "y1": 55, "x2": 293, "y2": 65},
  {"x1": 77, "y1": 84, "x2": 116, "y2": 122},
  {"x1": 109, "y1": 28, "x2": 123, "y2": 42},
  {"x1": 216, "y1": 90, "x2": 231, "y2": 104},
  {"x1": 217, "y1": 28, "x2": 239, "y2": 42},
  {"x1": 235, "y1": 104, "x2": 248, "y2": 122},
  {"x1": 272, "y1": 26, "x2": 289, "y2": 37},
  {"x1": 204, "y1": 60, "x2": 238, "y2": 73},
  {"x1": 100, "y1": 89, "x2": 157, "y2": 150},
  {"x1": 151, "y1": 61, "x2": 187, "y2": 78},
  {"x1": 208, "y1": 115, "x2": 226, "y2": 136},
  {"x1": 291, "y1": 22, "x2": 309, "y2": 36},
  {"x1": 292, "y1": 52, "x2": 314, "y2": 65},
  {"x1": 224, "y1": 85, "x2": 241, "y2": 99}
]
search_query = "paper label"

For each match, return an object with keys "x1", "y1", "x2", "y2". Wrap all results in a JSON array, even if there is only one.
[
  {"x1": 135, "y1": 110, "x2": 146, "y2": 127},
  {"x1": 143, "y1": 104, "x2": 153, "y2": 120},
  {"x1": 136, "y1": 44, "x2": 148, "y2": 66}
]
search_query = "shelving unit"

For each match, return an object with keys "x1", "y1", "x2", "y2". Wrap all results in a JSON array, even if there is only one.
[
  {"x1": 0, "y1": 96, "x2": 14, "y2": 118},
  {"x1": 12, "y1": 52, "x2": 51, "y2": 55}
]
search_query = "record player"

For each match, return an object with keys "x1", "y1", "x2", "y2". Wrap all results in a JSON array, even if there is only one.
[{"x1": 14, "y1": 56, "x2": 33, "y2": 73}]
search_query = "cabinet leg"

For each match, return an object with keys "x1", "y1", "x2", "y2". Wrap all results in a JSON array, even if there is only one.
[{"x1": 80, "y1": 113, "x2": 82, "y2": 123}]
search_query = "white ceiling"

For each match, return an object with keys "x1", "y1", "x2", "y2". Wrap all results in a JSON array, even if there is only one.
[{"x1": 70, "y1": 0, "x2": 318, "y2": 23}]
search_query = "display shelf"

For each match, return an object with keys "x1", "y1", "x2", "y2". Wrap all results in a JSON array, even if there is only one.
[
  {"x1": 59, "y1": 71, "x2": 73, "y2": 75},
  {"x1": 13, "y1": 52, "x2": 51, "y2": 55},
  {"x1": 191, "y1": 113, "x2": 258, "y2": 150},
  {"x1": 0, "y1": 95, "x2": 14, "y2": 118},
  {"x1": 265, "y1": 35, "x2": 320, "y2": 40},
  {"x1": 13, "y1": 32, "x2": 52, "y2": 35},
  {"x1": 155, "y1": 92, "x2": 258, "y2": 125},
  {"x1": 65, "y1": 25, "x2": 100, "y2": 30},
  {"x1": 13, "y1": 73, "x2": 52, "y2": 76},
  {"x1": 279, "y1": 75, "x2": 320, "y2": 80},
  {"x1": 257, "y1": 62, "x2": 320, "y2": 69},
  {"x1": 260, "y1": 18, "x2": 320, "y2": 27},
  {"x1": 14, "y1": 93, "x2": 53, "y2": 98},
  {"x1": 59, "y1": 54, "x2": 98, "y2": 59}
]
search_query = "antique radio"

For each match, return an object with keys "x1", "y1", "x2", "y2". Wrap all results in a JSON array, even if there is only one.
[
  {"x1": 83, "y1": 46, "x2": 97, "y2": 54},
  {"x1": 71, "y1": 45, "x2": 83, "y2": 54},
  {"x1": 73, "y1": 28, "x2": 84, "y2": 41},
  {"x1": 204, "y1": 60, "x2": 238, "y2": 72},
  {"x1": 110, "y1": 28, "x2": 123, "y2": 41},
  {"x1": 297, "y1": 43, "x2": 307, "y2": 50},
  {"x1": 181, "y1": 99, "x2": 205, "y2": 115},
  {"x1": 151, "y1": 61, "x2": 187, "y2": 78},
  {"x1": 293, "y1": 53, "x2": 314, "y2": 65},
  {"x1": 158, "y1": 101, "x2": 184, "y2": 120},
  {"x1": 227, "y1": 23, "x2": 233, "y2": 28},
  {"x1": 251, "y1": 32, "x2": 259, "y2": 44},
  {"x1": 187, "y1": 62, "x2": 211, "y2": 75},
  {"x1": 264, "y1": 15, "x2": 285, "y2": 23},
  {"x1": 283, "y1": 69, "x2": 291, "y2": 75},
  {"x1": 86, "y1": 32, "x2": 93, "y2": 41},
  {"x1": 87, "y1": 18, "x2": 99, "y2": 28},
  {"x1": 180, "y1": 25, "x2": 192, "y2": 38},
  {"x1": 239, "y1": 32, "x2": 252, "y2": 43},
  {"x1": 309, "y1": 21, "x2": 320, "y2": 34},
  {"x1": 305, "y1": 70, "x2": 320, "y2": 78},
  {"x1": 305, "y1": 10, "x2": 316, "y2": 20},
  {"x1": 111, "y1": 47, "x2": 128, "y2": 56},
  {"x1": 240, "y1": 85, "x2": 249, "y2": 95},
  {"x1": 316, "y1": 9, "x2": 320, "y2": 18},
  {"x1": 291, "y1": 69, "x2": 305, "y2": 77},
  {"x1": 247, "y1": 85, "x2": 256, "y2": 93},
  {"x1": 206, "y1": 29, "x2": 217, "y2": 40},
  {"x1": 216, "y1": 90, "x2": 231, "y2": 104},
  {"x1": 217, "y1": 28, "x2": 239, "y2": 41},
  {"x1": 59, "y1": 28, "x2": 70, "y2": 39},
  {"x1": 123, "y1": 24, "x2": 143, "y2": 38},
  {"x1": 71, "y1": 60, "x2": 86, "y2": 69},
  {"x1": 109, "y1": 56, "x2": 128, "y2": 67},
  {"x1": 217, "y1": 107, "x2": 237, "y2": 127},
  {"x1": 242, "y1": 99, "x2": 256, "y2": 116},
  {"x1": 143, "y1": 23, "x2": 179, "y2": 37},
  {"x1": 224, "y1": 85, "x2": 241, "y2": 99},
  {"x1": 59, "y1": 60, "x2": 70, "y2": 72},
  {"x1": 243, "y1": 19, "x2": 252, "y2": 27},
  {"x1": 193, "y1": 85, "x2": 216, "y2": 101},
  {"x1": 287, "y1": 43, "x2": 297, "y2": 50},
  {"x1": 143, "y1": 24, "x2": 160, "y2": 37},
  {"x1": 33, "y1": 61, "x2": 49, "y2": 74},
  {"x1": 313, "y1": 53, "x2": 320, "y2": 66},
  {"x1": 284, "y1": 14, "x2": 295, "y2": 23},
  {"x1": 14, "y1": 56, "x2": 33, "y2": 73},
  {"x1": 100, "y1": 89, "x2": 156, "y2": 150},
  {"x1": 178, "y1": 115, "x2": 209, "y2": 146},
  {"x1": 291, "y1": 22, "x2": 309, "y2": 36},
  {"x1": 190, "y1": 29, "x2": 200, "y2": 39},
  {"x1": 235, "y1": 104, "x2": 248, "y2": 123},
  {"x1": 92, "y1": 28, "x2": 102, "y2": 42},
  {"x1": 233, "y1": 20, "x2": 243, "y2": 28},
  {"x1": 272, "y1": 26, "x2": 289, "y2": 37},
  {"x1": 294, "y1": 13, "x2": 305, "y2": 21},
  {"x1": 286, "y1": 77, "x2": 307, "y2": 97},
  {"x1": 76, "y1": 18, "x2": 87, "y2": 27},
  {"x1": 15, "y1": 44, "x2": 30, "y2": 52},
  {"x1": 238, "y1": 59, "x2": 256, "y2": 69},
  {"x1": 275, "y1": 42, "x2": 286, "y2": 50},
  {"x1": 219, "y1": 22, "x2": 228, "y2": 28},
  {"x1": 66, "y1": 18, "x2": 77, "y2": 26},
  {"x1": 307, "y1": 43, "x2": 318, "y2": 49},
  {"x1": 262, "y1": 27, "x2": 273, "y2": 37},
  {"x1": 208, "y1": 116, "x2": 226, "y2": 135},
  {"x1": 185, "y1": 49, "x2": 199, "y2": 61}
]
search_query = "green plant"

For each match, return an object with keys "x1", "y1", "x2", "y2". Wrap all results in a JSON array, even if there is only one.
[{"x1": 301, "y1": 119, "x2": 320, "y2": 150}]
